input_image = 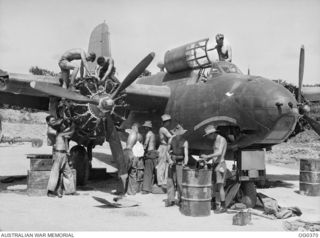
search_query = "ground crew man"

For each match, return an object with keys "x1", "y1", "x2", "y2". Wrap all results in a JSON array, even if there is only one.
[
  {"x1": 95, "y1": 56, "x2": 120, "y2": 92},
  {"x1": 47, "y1": 118, "x2": 78, "y2": 197},
  {"x1": 141, "y1": 121, "x2": 158, "y2": 194},
  {"x1": 156, "y1": 114, "x2": 173, "y2": 187},
  {"x1": 58, "y1": 48, "x2": 96, "y2": 90},
  {"x1": 45, "y1": 115, "x2": 57, "y2": 147},
  {"x1": 200, "y1": 125, "x2": 227, "y2": 213},
  {"x1": 123, "y1": 123, "x2": 144, "y2": 195},
  {"x1": 212, "y1": 34, "x2": 232, "y2": 62},
  {"x1": 165, "y1": 124, "x2": 188, "y2": 207}
]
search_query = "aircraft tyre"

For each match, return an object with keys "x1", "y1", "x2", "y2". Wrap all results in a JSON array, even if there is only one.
[
  {"x1": 70, "y1": 145, "x2": 90, "y2": 186},
  {"x1": 238, "y1": 181, "x2": 257, "y2": 208}
]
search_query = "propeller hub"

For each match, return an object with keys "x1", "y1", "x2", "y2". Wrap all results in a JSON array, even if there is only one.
[
  {"x1": 87, "y1": 93, "x2": 114, "y2": 118},
  {"x1": 99, "y1": 97, "x2": 115, "y2": 111}
]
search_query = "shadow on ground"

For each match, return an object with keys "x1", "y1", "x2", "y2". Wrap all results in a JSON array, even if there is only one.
[
  {"x1": 0, "y1": 175, "x2": 27, "y2": 194},
  {"x1": 256, "y1": 173, "x2": 299, "y2": 189}
]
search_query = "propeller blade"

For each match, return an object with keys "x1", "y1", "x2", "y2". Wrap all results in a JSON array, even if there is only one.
[
  {"x1": 104, "y1": 114, "x2": 127, "y2": 176},
  {"x1": 111, "y1": 52, "x2": 155, "y2": 99},
  {"x1": 298, "y1": 45, "x2": 305, "y2": 103},
  {"x1": 30, "y1": 81, "x2": 99, "y2": 105},
  {"x1": 303, "y1": 115, "x2": 320, "y2": 136}
]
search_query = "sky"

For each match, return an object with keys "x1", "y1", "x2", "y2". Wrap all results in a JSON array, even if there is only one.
[{"x1": 0, "y1": 0, "x2": 320, "y2": 85}]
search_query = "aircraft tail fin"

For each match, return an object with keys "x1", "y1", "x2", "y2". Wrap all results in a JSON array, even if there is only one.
[{"x1": 87, "y1": 22, "x2": 111, "y2": 73}]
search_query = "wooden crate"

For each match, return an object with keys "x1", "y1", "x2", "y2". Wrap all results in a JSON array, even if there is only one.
[
  {"x1": 27, "y1": 170, "x2": 77, "y2": 196},
  {"x1": 26, "y1": 154, "x2": 76, "y2": 196}
]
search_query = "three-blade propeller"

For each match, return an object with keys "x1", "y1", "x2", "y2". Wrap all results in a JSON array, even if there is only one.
[
  {"x1": 296, "y1": 45, "x2": 320, "y2": 136},
  {"x1": 31, "y1": 52, "x2": 155, "y2": 178}
]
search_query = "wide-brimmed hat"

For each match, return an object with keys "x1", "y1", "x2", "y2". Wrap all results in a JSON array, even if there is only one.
[
  {"x1": 203, "y1": 125, "x2": 217, "y2": 137},
  {"x1": 161, "y1": 114, "x2": 171, "y2": 122},
  {"x1": 171, "y1": 124, "x2": 187, "y2": 136},
  {"x1": 142, "y1": 120, "x2": 152, "y2": 128}
]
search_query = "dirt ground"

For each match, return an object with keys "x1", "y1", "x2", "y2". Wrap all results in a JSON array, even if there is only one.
[{"x1": 0, "y1": 119, "x2": 320, "y2": 231}]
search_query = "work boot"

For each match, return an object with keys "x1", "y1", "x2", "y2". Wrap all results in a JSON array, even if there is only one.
[
  {"x1": 164, "y1": 200, "x2": 175, "y2": 207},
  {"x1": 47, "y1": 191, "x2": 56, "y2": 198},
  {"x1": 214, "y1": 201, "x2": 227, "y2": 214},
  {"x1": 214, "y1": 206, "x2": 227, "y2": 214}
]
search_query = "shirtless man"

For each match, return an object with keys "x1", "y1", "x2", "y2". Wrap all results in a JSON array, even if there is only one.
[
  {"x1": 141, "y1": 121, "x2": 157, "y2": 194},
  {"x1": 200, "y1": 125, "x2": 227, "y2": 213},
  {"x1": 156, "y1": 114, "x2": 173, "y2": 186},
  {"x1": 166, "y1": 124, "x2": 188, "y2": 206},
  {"x1": 95, "y1": 56, "x2": 120, "y2": 92},
  {"x1": 45, "y1": 115, "x2": 57, "y2": 147},
  {"x1": 47, "y1": 119, "x2": 77, "y2": 197},
  {"x1": 58, "y1": 48, "x2": 96, "y2": 90},
  {"x1": 118, "y1": 123, "x2": 140, "y2": 195},
  {"x1": 212, "y1": 34, "x2": 232, "y2": 62}
]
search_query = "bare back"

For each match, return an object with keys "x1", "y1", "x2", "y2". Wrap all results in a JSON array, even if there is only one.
[
  {"x1": 144, "y1": 131, "x2": 156, "y2": 151},
  {"x1": 159, "y1": 127, "x2": 172, "y2": 145},
  {"x1": 126, "y1": 130, "x2": 138, "y2": 149},
  {"x1": 60, "y1": 48, "x2": 85, "y2": 62}
]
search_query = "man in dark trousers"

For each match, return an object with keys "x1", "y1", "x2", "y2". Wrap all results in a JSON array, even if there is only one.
[
  {"x1": 200, "y1": 125, "x2": 227, "y2": 213},
  {"x1": 141, "y1": 121, "x2": 158, "y2": 194},
  {"x1": 165, "y1": 124, "x2": 189, "y2": 207}
]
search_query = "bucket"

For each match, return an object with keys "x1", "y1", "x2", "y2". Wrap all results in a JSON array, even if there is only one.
[
  {"x1": 180, "y1": 168, "x2": 212, "y2": 216},
  {"x1": 299, "y1": 159, "x2": 320, "y2": 196}
]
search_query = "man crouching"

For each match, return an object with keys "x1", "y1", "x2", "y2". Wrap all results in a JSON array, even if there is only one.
[{"x1": 47, "y1": 118, "x2": 78, "y2": 197}]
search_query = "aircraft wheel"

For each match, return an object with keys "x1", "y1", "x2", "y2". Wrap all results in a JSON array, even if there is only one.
[
  {"x1": 70, "y1": 145, "x2": 90, "y2": 186},
  {"x1": 237, "y1": 181, "x2": 257, "y2": 208}
]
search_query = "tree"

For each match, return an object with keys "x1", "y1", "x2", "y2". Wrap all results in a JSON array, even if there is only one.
[{"x1": 29, "y1": 66, "x2": 58, "y2": 76}]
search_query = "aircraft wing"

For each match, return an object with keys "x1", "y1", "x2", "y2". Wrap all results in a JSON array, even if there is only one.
[
  {"x1": 0, "y1": 71, "x2": 59, "y2": 110},
  {"x1": 125, "y1": 83, "x2": 171, "y2": 111}
]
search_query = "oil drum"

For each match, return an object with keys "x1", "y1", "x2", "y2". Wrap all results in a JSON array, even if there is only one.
[
  {"x1": 180, "y1": 168, "x2": 212, "y2": 216},
  {"x1": 299, "y1": 158, "x2": 320, "y2": 196}
]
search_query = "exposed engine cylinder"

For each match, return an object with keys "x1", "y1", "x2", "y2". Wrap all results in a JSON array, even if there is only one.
[{"x1": 164, "y1": 38, "x2": 218, "y2": 74}]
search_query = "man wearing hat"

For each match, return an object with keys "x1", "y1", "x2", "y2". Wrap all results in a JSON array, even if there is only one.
[
  {"x1": 156, "y1": 114, "x2": 173, "y2": 186},
  {"x1": 165, "y1": 124, "x2": 189, "y2": 207},
  {"x1": 200, "y1": 125, "x2": 227, "y2": 213},
  {"x1": 212, "y1": 33, "x2": 232, "y2": 62},
  {"x1": 141, "y1": 121, "x2": 158, "y2": 194}
]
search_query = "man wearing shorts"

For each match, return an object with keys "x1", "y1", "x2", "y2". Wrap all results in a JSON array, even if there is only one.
[
  {"x1": 200, "y1": 125, "x2": 227, "y2": 213},
  {"x1": 58, "y1": 48, "x2": 96, "y2": 90}
]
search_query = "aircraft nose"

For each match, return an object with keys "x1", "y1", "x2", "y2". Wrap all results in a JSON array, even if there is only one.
[
  {"x1": 242, "y1": 76, "x2": 298, "y2": 115},
  {"x1": 244, "y1": 77, "x2": 298, "y2": 143}
]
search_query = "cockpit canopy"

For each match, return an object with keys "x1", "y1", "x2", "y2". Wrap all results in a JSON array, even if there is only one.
[{"x1": 210, "y1": 61, "x2": 243, "y2": 78}]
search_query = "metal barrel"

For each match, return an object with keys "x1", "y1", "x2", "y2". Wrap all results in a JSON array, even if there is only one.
[
  {"x1": 180, "y1": 168, "x2": 212, "y2": 217},
  {"x1": 299, "y1": 159, "x2": 320, "y2": 196}
]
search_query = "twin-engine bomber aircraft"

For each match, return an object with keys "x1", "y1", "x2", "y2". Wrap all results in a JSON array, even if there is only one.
[{"x1": 1, "y1": 25, "x2": 319, "y2": 207}]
